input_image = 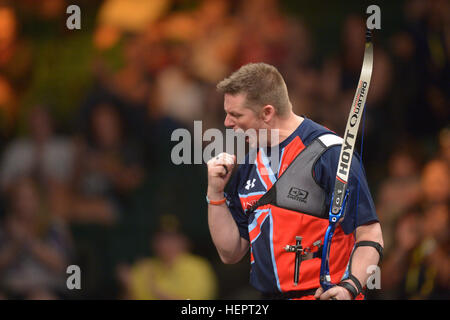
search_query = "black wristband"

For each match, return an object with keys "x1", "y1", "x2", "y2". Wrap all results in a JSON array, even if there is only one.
[
  {"x1": 337, "y1": 281, "x2": 358, "y2": 300},
  {"x1": 348, "y1": 274, "x2": 364, "y2": 294}
]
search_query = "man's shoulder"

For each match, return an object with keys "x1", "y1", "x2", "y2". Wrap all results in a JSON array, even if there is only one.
[{"x1": 296, "y1": 118, "x2": 337, "y2": 146}]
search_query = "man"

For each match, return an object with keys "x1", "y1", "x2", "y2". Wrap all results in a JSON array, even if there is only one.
[{"x1": 206, "y1": 62, "x2": 383, "y2": 300}]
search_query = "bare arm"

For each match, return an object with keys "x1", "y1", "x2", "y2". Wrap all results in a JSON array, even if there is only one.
[
  {"x1": 207, "y1": 153, "x2": 249, "y2": 264},
  {"x1": 316, "y1": 221, "x2": 384, "y2": 300},
  {"x1": 343, "y1": 222, "x2": 384, "y2": 291},
  {"x1": 208, "y1": 198, "x2": 249, "y2": 264}
]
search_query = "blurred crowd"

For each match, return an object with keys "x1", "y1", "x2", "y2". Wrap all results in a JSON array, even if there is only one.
[{"x1": 0, "y1": 0, "x2": 448, "y2": 299}]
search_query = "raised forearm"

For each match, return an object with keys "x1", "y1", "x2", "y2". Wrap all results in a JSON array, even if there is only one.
[{"x1": 206, "y1": 153, "x2": 248, "y2": 264}]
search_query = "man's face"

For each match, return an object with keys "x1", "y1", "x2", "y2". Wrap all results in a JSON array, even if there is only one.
[{"x1": 223, "y1": 93, "x2": 263, "y2": 147}]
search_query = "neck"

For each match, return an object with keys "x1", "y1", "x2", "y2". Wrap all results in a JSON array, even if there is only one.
[{"x1": 268, "y1": 112, "x2": 304, "y2": 145}]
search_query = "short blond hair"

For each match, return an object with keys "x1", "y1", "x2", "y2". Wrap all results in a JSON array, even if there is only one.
[{"x1": 216, "y1": 62, "x2": 292, "y2": 116}]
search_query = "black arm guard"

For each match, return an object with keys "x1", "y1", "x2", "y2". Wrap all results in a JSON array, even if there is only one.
[
  {"x1": 337, "y1": 281, "x2": 359, "y2": 299},
  {"x1": 341, "y1": 240, "x2": 384, "y2": 295},
  {"x1": 353, "y1": 240, "x2": 383, "y2": 262}
]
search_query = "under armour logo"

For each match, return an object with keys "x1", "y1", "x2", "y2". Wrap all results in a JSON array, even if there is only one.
[{"x1": 245, "y1": 179, "x2": 256, "y2": 190}]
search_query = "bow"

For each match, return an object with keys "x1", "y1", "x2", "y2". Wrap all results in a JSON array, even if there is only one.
[{"x1": 319, "y1": 29, "x2": 374, "y2": 291}]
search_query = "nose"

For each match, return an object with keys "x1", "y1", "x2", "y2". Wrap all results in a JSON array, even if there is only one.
[{"x1": 224, "y1": 114, "x2": 234, "y2": 128}]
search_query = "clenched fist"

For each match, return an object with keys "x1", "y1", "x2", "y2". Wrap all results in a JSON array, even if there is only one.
[{"x1": 207, "y1": 153, "x2": 236, "y2": 196}]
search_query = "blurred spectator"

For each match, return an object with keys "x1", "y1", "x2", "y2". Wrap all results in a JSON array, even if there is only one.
[
  {"x1": 94, "y1": 0, "x2": 171, "y2": 51},
  {"x1": 0, "y1": 105, "x2": 75, "y2": 192},
  {"x1": 156, "y1": 65, "x2": 205, "y2": 127},
  {"x1": 0, "y1": 177, "x2": 72, "y2": 299},
  {"x1": 188, "y1": 0, "x2": 240, "y2": 84},
  {"x1": 93, "y1": 34, "x2": 152, "y2": 108},
  {"x1": 420, "y1": 158, "x2": 449, "y2": 205},
  {"x1": 380, "y1": 155, "x2": 449, "y2": 299},
  {"x1": 381, "y1": 201, "x2": 449, "y2": 299},
  {"x1": 53, "y1": 101, "x2": 148, "y2": 298},
  {"x1": 380, "y1": 207, "x2": 421, "y2": 299},
  {"x1": 416, "y1": 202, "x2": 449, "y2": 297},
  {"x1": 402, "y1": 0, "x2": 450, "y2": 138},
  {"x1": 70, "y1": 103, "x2": 145, "y2": 225},
  {"x1": 235, "y1": 0, "x2": 289, "y2": 68},
  {"x1": 376, "y1": 148, "x2": 422, "y2": 253},
  {"x1": 117, "y1": 214, "x2": 218, "y2": 300}
]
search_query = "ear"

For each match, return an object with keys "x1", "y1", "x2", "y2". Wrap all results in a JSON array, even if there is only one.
[{"x1": 261, "y1": 105, "x2": 276, "y2": 123}]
